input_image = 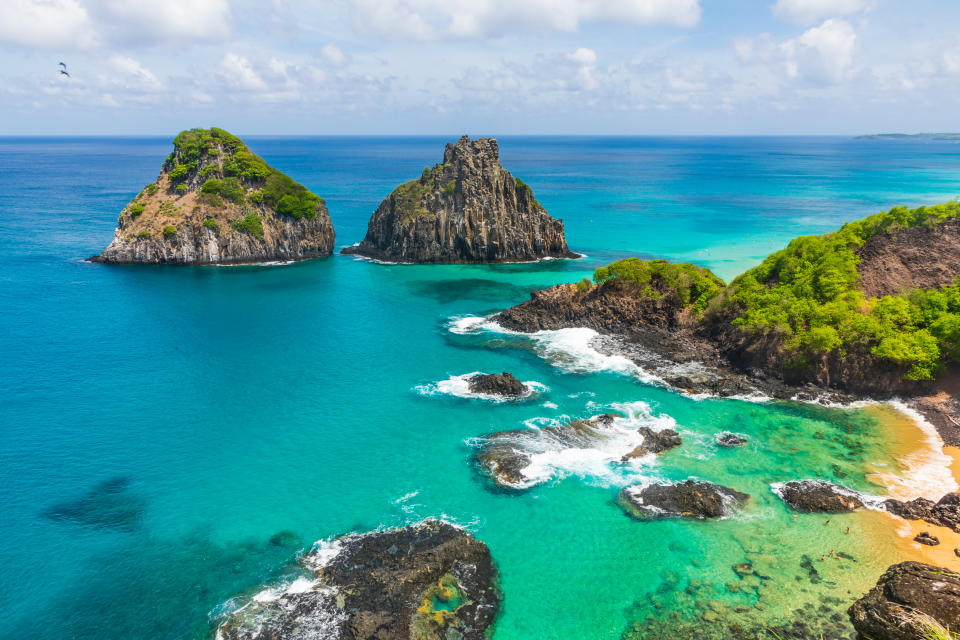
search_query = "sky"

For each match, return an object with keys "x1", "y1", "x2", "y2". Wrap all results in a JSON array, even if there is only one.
[{"x1": 1, "y1": 0, "x2": 959, "y2": 135}]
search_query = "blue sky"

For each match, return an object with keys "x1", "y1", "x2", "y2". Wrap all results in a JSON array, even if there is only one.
[{"x1": 1, "y1": 0, "x2": 958, "y2": 135}]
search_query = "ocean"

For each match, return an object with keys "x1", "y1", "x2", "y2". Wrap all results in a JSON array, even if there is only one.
[{"x1": 2, "y1": 135, "x2": 960, "y2": 639}]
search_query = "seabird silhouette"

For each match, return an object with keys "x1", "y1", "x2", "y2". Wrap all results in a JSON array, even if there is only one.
[
  {"x1": 59, "y1": 62, "x2": 66, "y2": 69},
  {"x1": 60, "y1": 69, "x2": 70, "y2": 77}
]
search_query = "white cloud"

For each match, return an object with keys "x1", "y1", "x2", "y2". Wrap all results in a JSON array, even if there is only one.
[
  {"x1": 107, "y1": 54, "x2": 164, "y2": 91},
  {"x1": 773, "y1": 0, "x2": 872, "y2": 25},
  {"x1": 321, "y1": 43, "x2": 349, "y2": 67},
  {"x1": 220, "y1": 52, "x2": 268, "y2": 91},
  {"x1": 0, "y1": 0, "x2": 98, "y2": 49},
  {"x1": 95, "y1": 0, "x2": 231, "y2": 45},
  {"x1": 782, "y1": 18, "x2": 856, "y2": 83},
  {"x1": 350, "y1": 0, "x2": 701, "y2": 40}
]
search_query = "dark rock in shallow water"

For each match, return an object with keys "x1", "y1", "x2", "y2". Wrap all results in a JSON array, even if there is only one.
[
  {"x1": 884, "y1": 492, "x2": 960, "y2": 533},
  {"x1": 618, "y1": 480, "x2": 749, "y2": 520},
  {"x1": 716, "y1": 432, "x2": 747, "y2": 448},
  {"x1": 43, "y1": 475, "x2": 144, "y2": 531},
  {"x1": 343, "y1": 136, "x2": 575, "y2": 263},
  {"x1": 218, "y1": 519, "x2": 500, "y2": 640},
  {"x1": 467, "y1": 372, "x2": 528, "y2": 397},
  {"x1": 849, "y1": 561, "x2": 960, "y2": 640},
  {"x1": 774, "y1": 480, "x2": 864, "y2": 513},
  {"x1": 915, "y1": 532, "x2": 940, "y2": 546},
  {"x1": 620, "y1": 427, "x2": 681, "y2": 461}
]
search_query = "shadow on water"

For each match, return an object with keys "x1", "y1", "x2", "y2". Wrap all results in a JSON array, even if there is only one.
[
  {"x1": 42, "y1": 476, "x2": 146, "y2": 532},
  {"x1": 5, "y1": 526, "x2": 307, "y2": 640},
  {"x1": 406, "y1": 278, "x2": 555, "y2": 303}
]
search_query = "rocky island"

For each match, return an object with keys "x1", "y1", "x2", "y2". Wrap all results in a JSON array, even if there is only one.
[
  {"x1": 217, "y1": 519, "x2": 500, "y2": 640},
  {"x1": 91, "y1": 128, "x2": 334, "y2": 265},
  {"x1": 342, "y1": 136, "x2": 576, "y2": 263}
]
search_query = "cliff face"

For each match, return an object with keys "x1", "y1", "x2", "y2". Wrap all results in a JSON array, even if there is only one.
[
  {"x1": 343, "y1": 136, "x2": 575, "y2": 263},
  {"x1": 91, "y1": 128, "x2": 334, "y2": 265},
  {"x1": 857, "y1": 218, "x2": 960, "y2": 298}
]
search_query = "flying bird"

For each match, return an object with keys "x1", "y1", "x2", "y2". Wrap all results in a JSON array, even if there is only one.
[
  {"x1": 59, "y1": 62, "x2": 69, "y2": 78},
  {"x1": 60, "y1": 69, "x2": 70, "y2": 78},
  {"x1": 59, "y1": 62, "x2": 66, "y2": 69}
]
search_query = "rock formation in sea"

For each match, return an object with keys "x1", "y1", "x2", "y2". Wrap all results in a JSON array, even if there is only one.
[
  {"x1": 773, "y1": 480, "x2": 865, "y2": 513},
  {"x1": 618, "y1": 480, "x2": 750, "y2": 520},
  {"x1": 849, "y1": 561, "x2": 960, "y2": 640},
  {"x1": 716, "y1": 433, "x2": 748, "y2": 447},
  {"x1": 620, "y1": 426, "x2": 681, "y2": 461},
  {"x1": 884, "y1": 492, "x2": 960, "y2": 533},
  {"x1": 467, "y1": 372, "x2": 528, "y2": 397},
  {"x1": 217, "y1": 519, "x2": 500, "y2": 640},
  {"x1": 342, "y1": 136, "x2": 576, "y2": 263},
  {"x1": 91, "y1": 128, "x2": 334, "y2": 265}
]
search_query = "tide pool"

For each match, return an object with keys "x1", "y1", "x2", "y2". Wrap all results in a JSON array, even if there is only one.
[{"x1": 1, "y1": 136, "x2": 960, "y2": 639}]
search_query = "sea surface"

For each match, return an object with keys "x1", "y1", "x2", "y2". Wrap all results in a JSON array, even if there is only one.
[{"x1": 2, "y1": 136, "x2": 960, "y2": 639}]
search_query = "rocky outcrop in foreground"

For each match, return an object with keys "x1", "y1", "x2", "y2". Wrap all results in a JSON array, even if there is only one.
[
  {"x1": 343, "y1": 136, "x2": 576, "y2": 263},
  {"x1": 467, "y1": 372, "x2": 528, "y2": 397},
  {"x1": 618, "y1": 480, "x2": 749, "y2": 520},
  {"x1": 849, "y1": 562, "x2": 960, "y2": 640},
  {"x1": 92, "y1": 128, "x2": 334, "y2": 265},
  {"x1": 774, "y1": 480, "x2": 866, "y2": 513},
  {"x1": 217, "y1": 519, "x2": 500, "y2": 640},
  {"x1": 884, "y1": 493, "x2": 960, "y2": 533}
]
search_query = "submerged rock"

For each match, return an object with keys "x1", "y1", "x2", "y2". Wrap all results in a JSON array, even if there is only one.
[
  {"x1": 475, "y1": 414, "x2": 618, "y2": 490},
  {"x1": 773, "y1": 480, "x2": 864, "y2": 513},
  {"x1": 217, "y1": 519, "x2": 500, "y2": 640},
  {"x1": 42, "y1": 475, "x2": 144, "y2": 531},
  {"x1": 343, "y1": 136, "x2": 575, "y2": 263},
  {"x1": 716, "y1": 433, "x2": 748, "y2": 448},
  {"x1": 849, "y1": 561, "x2": 960, "y2": 640},
  {"x1": 620, "y1": 427, "x2": 682, "y2": 461},
  {"x1": 884, "y1": 492, "x2": 960, "y2": 533},
  {"x1": 92, "y1": 128, "x2": 334, "y2": 265},
  {"x1": 618, "y1": 480, "x2": 750, "y2": 520},
  {"x1": 467, "y1": 372, "x2": 528, "y2": 397}
]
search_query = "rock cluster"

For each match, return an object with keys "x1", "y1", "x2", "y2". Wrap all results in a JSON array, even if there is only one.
[
  {"x1": 849, "y1": 562, "x2": 960, "y2": 640},
  {"x1": 343, "y1": 136, "x2": 575, "y2": 263},
  {"x1": 620, "y1": 427, "x2": 682, "y2": 461},
  {"x1": 774, "y1": 480, "x2": 865, "y2": 513},
  {"x1": 884, "y1": 492, "x2": 960, "y2": 532},
  {"x1": 92, "y1": 128, "x2": 334, "y2": 265},
  {"x1": 217, "y1": 520, "x2": 500, "y2": 640},
  {"x1": 618, "y1": 480, "x2": 750, "y2": 520}
]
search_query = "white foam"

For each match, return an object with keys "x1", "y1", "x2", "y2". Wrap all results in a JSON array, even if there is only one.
[
  {"x1": 415, "y1": 372, "x2": 547, "y2": 402},
  {"x1": 876, "y1": 400, "x2": 959, "y2": 501},
  {"x1": 543, "y1": 401, "x2": 558, "y2": 409}
]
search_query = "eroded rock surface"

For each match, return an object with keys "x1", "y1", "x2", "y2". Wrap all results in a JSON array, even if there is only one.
[
  {"x1": 343, "y1": 136, "x2": 575, "y2": 263},
  {"x1": 773, "y1": 480, "x2": 865, "y2": 513},
  {"x1": 849, "y1": 562, "x2": 960, "y2": 640},
  {"x1": 885, "y1": 493, "x2": 960, "y2": 533},
  {"x1": 467, "y1": 372, "x2": 528, "y2": 397},
  {"x1": 620, "y1": 427, "x2": 682, "y2": 461},
  {"x1": 618, "y1": 480, "x2": 750, "y2": 520},
  {"x1": 217, "y1": 519, "x2": 500, "y2": 640}
]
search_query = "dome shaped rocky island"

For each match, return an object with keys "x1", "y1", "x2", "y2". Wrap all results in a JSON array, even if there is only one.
[
  {"x1": 343, "y1": 136, "x2": 576, "y2": 263},
  {"x1": 91, "y1": 128, "x2": 334, "y2": 265}
]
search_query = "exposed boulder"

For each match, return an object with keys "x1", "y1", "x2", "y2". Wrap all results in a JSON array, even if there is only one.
[
  {"x1": 884, "y1": 493, "x2": 960, "y2": 533},
  {"x1": 618, "y1": 480, "x2": 750, "y2": 520},
  {"x1": 620, "y1": 427, "x2": 682, "y2": 461},
  {"x1": 217, "y1": 519, "x2": 500, "y2": 640},
  {"x1": 915, "y1": 532, "x2": 940, "y2": 546},
  {"x1": 716, "y1": 433, "x2": 748, "y2": 448},
  {"x1": 92, "y1": 128, "x2": 334, "y2": 265},
  {"x1": 773, "y1": 480, "x2": 865, "y2": 513},
  {"x1": 849, "y1": 562, "x2": 960, "y2": 640},
  {"x1": 467, "y1": 372, "x2": 528, "y2": 397},
  {"x1": 343, "y1": 136, "x2": 575, "y2": 263}
]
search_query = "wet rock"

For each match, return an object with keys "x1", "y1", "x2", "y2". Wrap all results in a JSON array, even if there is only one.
[
  {"x1": 467, "y1": 372, "x2": 528, "y2": 397},
  {"x1": 716, "y1": 432, "x2": 748, "y2": 447},
  {"x1": 884, "y1": 492, "x2": 960, "y2": 533},
  {"x1": 343, "y1": 136, "x2": 575, "y2": 263},
  {"x1": 218, "y1": 519, "x2": 500, "y2": 640},
  {"x1": 774, "y1": 480, "x2": 864, "y2": 513},
  {"x1": 915, "y1": 532, "x2": 940, "y2": 546},
  {"x1": 621, "y1": 427, "x2": 682, "y2": 461},
  {"x1": 618, "y1": 480, "x2": 750, "y2": 520},
  {"x1": 849, "y1": 561, "x2": 960, "y2": 640}
]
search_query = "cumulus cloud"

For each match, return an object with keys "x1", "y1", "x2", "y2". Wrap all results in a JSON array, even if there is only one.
[
  {"x1": 773, "y1": 0, "x2": 872, "y2": 25},
  {"x1": 350, "y1": 0, "x2": 701, "y2": 40},
  {"x1": 219, "y1": 52, "x2": 268, "y2": 91},
  {"x1": 321, "y1": 43, "x2": 349, "y2": 67},
  {"x1": 0, "y1": 0, "x2": 98, "y2": 49},
  {"x1": 782, "y1": 18, "x2": 856, "y2": 83}
]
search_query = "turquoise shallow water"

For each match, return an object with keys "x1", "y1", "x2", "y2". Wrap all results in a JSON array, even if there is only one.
[{"x1": 2, "y1": 136, "x2": 960, "y2": 639}]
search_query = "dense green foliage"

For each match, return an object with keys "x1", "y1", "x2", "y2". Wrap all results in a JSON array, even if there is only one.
[
  {"x1": 202, "y1": 218, "x2": 219, "y2": 231},
  {"x1": 165, "y1": 128, "x2": 322, "y2": 214},
  {"x1": 162, "y1": 225, "x2": 177, "y2": 238},
  {"x1": 129, "y1": 203, "x2": 145, "y2": 217},
  {"x1": 145, "y1": 183, "x2": 159, "y2": 196},
  {"x1": 720, "y1": 200, "x2": 960, "y2": 380},
  {"x1": 443, "y1": 180, "x2": 456, "y2": 196},
  {"x1": 594, "y1": 258, "x2": 725, "y2": 314},
  {"x1": 136, "y1": 230, "x2": 151, "y2": 239},
  {"x1": 392, "y1": 180, "x2": 430, "y2": 224},
  {"x1": 231, "y1": 212, "x2": 264, "y2": 239}
]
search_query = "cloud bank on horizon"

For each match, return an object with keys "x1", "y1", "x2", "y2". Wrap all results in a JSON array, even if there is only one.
[{"x1": 0, "y1": 0, "x2": 956, "y2": 134}]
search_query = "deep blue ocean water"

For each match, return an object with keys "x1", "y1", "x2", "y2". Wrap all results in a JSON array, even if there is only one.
[{"x1": 2, "y1": 136, "x2": 960, "y2": 639}]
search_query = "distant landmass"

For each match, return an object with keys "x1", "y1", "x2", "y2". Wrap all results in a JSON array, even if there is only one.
[{"x1": 856, "y1": 132, "x2": 960, "y2": 140}]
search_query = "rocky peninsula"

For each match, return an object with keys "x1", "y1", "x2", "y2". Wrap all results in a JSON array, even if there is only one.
[
  {"x1": 92, "y1": 128, "x2": 334, "y2": 265},
  {"x1": 342, "y1": 136, "x2": 576, "y2": 263},
  {"x1": 217, "y1": 520, "x2": 500, "y2": 640}
]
